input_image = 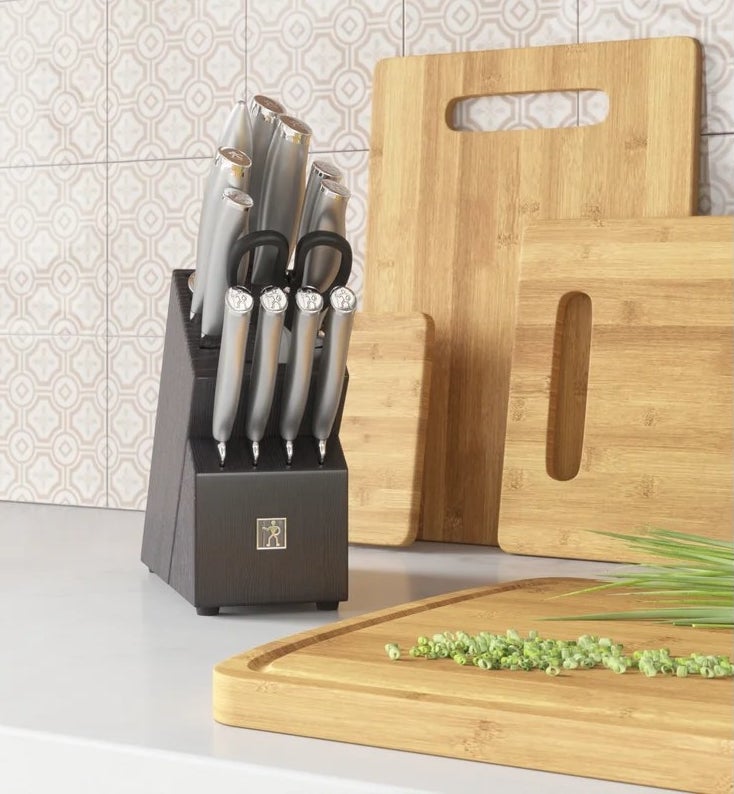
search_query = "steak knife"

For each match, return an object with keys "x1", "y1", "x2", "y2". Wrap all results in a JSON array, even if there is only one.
[
  {"x1": 212, "y1": 286, "x2": 255, "y2": 467},
  {"x1": 245, "y1": 286, "x2": 288, "y2": 465},
  {"x1": 311, "y1": 285, "x2": 357, "y2": 464},
  {"x1": 278, "y1": 287, "x2": 324, "y2": 464}
]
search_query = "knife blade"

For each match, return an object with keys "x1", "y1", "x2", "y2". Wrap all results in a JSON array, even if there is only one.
[
  {"x1": 190, "y1": 147, "x2": 251, "y2": 320},
  {"x1": 311, "y1": 285, "x2": 357, "y2": 464},
  {"x1": 212, "y1": 285, "x2": 255, "y2": 467},
  {"x1": 200, "y1": 188, "x2": 253, "y2": 344},
  {"x1": 245, "y1": 286, "x2": 288, "y2": 465},
  {"x1": 253, "y1": 115, "x2": 312, "y2": 284},
  {"x1": 218, "y1": 98, "x2": 254, "y2": 156},
  {"x1": 278, "y1": 287, "x2": 324, "y2": 464},
  {"x1": 249, "y1": 94, "x2": 286, "y2": 232}
]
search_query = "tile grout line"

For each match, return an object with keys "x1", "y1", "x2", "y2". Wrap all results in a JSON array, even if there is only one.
[
  {"x1": 576, "y1": 0, "x2": 580, "y2": 127},
  {"x1": 402, "y1": 0, "x2": 405, "y2": 56}
]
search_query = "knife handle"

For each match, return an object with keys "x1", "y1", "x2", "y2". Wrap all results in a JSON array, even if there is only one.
[
  {"x1": 191, "y1": 147, "x2": 251, "y2": 318},
  {"x1": 212, "y1": 286, "x2": 255, "y2": 466},
  {"x1": 226, "y1": 229, "x2": 290, "y2": 291},
  {"x1": 248, "y1": 95, "x2": 286, "y2": 231},
  {"x1": 245, "y1": 286, "x2": 288, "y2": 464},
  {"x1": 279, "y1": 288, "x2": 324, "y2": 462},
  {"x1": 296, "y1": 160, "x2": 344, "y2": 258},
  {"x1": 300, "y1": 178, "x2": 351, "y2": 291},
  {"x1": 200, "y1": 188, "x2": 253, "y2": 342},
  {"x1": 254, "y1": 115, "x2": 312, "y2": 280},
  {"x1": 311, "y1": 285, "x2": 357, "y2": 463},
  {"x1": 217, "y1": 99, "x2": 254, "y2": 156}
]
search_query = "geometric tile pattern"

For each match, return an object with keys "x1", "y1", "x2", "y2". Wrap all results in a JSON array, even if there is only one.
[
  {"x1": 246, "y1": 1, "x2": 403, "y2": 151},
  {"x1": 0, "y1": 0, "x2": 106, "y2": 167},
  {"x1": 108, "y1": 0, "x2": 246, "y2": 160},
  {"x1": 107, "y1": 336, "x2": 164, "y2": 509},
  {"x1": 0, "y1": 0, "x2": 733, "y2": 510},
  {"x1": 0, "y1": 334, "x2": 106, "y2": 506},
  {"x1": 699, "y1": 133, "x2": 734, "y2": 215},
  {"x1": 579, "y1": 0, "x2": 734, "y2": 133},
  {"x1": 107, "y1": 158, "x2": 210, "y2": 337},
  {"x1": 0, "y1": 164, "x2": 107, "y2": 336}
]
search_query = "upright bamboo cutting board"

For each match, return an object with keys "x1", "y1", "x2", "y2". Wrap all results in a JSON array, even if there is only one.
[
  {"x1": 214, "y1": 578, "x2": 733, "y2": 794},
  {"x1": 343, "y1": 312, "x2": 433, "y2": 545},
  {"x1": 498, "y1": 216, "x2": 733, "y2": 562},
  {"x1": 364, "y1": 37, "x2": 701, "y2": 545}
]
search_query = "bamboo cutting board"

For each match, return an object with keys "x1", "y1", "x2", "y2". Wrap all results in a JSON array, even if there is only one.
[
  {"x1": 364, "y1": 37, "x2": 701, "y2": 545},
  {"x1": 214, "y1": 578, "x2": 734, "y2": 794},
  {"x1": 343, "y1": 312, "x2": 433, "y2": 545},
  {"x1": 498, "y1": 216, "x2": 733, "y2": 562}
]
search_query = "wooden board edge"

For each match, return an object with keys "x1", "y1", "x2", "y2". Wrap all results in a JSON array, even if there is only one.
[{"x1": 347, "y1": 312, "x2": 435, "y2": 547}]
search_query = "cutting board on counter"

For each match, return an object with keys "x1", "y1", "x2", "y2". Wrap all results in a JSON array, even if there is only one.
[
  {"x1": 364, "y1": 37, "x2": 701, "y2": 545},
  {"x1": 343, "y1": 312, "x2": 433, "y2": 546},
  {"x1": 498, "y1": 216, "x2": 733, "y2": 562},
  {"x1": 214, "y1": 577, "x2": 733, "y2": 794}
]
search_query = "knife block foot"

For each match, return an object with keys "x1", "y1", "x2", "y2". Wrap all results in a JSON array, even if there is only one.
[{"x1": 142, "y1": 270, "x2": 349, "y2": 613}]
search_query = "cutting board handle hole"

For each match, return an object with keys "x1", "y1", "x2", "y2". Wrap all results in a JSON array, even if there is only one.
[
  {"x1": 448, "y1": 91, "x2": 608, "y2": 132},
  {"x1": 546, "y1": 291, "x2": 592, "y2": 481}
]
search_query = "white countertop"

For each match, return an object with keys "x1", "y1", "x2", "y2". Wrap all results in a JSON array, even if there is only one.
[{"x1": 0, "y1": 501, "x2": 685, "y2": 794}]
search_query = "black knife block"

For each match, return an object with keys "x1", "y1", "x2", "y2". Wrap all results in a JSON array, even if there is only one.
[{"x1": 141, "y1": 270, "x2": 349, "y2": 615}]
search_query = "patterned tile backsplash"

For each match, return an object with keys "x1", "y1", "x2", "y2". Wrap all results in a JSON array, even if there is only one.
[{"x1": 0, "y1": 0, "x2": 732, "y2": 510}]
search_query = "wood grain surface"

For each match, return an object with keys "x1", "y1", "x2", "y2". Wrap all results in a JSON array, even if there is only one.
[
  {"x1": 214, "y1": 577, "x2": 733, "y2": 794},
  {"x1": 499, "y1": 216, "x2": 733, "y2": 562},
  {"x1": 343, "y1": 312, "x2": 433, "y2": 545},
  {"x1": 364, "y1": 37, "x2": 701, "y2": 545}
]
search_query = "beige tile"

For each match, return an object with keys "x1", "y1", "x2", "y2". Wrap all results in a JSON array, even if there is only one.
[
  {"x1": 0, "y1": 334, "x2": 106, "y2": 505},
  {"x1": 247, "y1": 0, "x2": 403, "y2": 151},
  {"x1": 107, "y1": 157, "x2": 210, "y2": 336},
  {"x1": 106, "y1": 335, "x2": 164, "y2": 510},
  {"x1": 0, "y1": 163, "x2": 106, "y2": 335},
  {"x1": 108, "y1": 0, "x2": 247, "y2": 160},
  {"x1": 0, "y1": 0, "x2": 106, "y2": 166}
]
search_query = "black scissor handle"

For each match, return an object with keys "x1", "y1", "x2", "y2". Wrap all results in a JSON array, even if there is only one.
[
  {"x1": 226, "y1": 229, "x2": 290, "y2": 290},
  {"x1": 290, "y1": 230, "x2": 352, "y2": 297}
]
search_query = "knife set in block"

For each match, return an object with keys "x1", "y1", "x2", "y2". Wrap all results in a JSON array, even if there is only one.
[
  {"x1": 141, "y1": 270, "x2": 351, "y2": 615},
  {"x1": 141, "y1": 95, "x2": 357, "y2": 614}
]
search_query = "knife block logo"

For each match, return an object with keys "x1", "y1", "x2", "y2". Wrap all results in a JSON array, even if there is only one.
[{"x1": 256, "y1": 517, "x2": 287, "y2": 550}]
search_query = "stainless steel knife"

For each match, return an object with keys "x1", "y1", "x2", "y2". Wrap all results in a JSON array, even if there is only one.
[
  {"x1": 311, "y1": 285, "x2": 357, "y2": 464},
  {"x1": 190, "y1": 148, "x2": 251, "y2": 319},
  {"x1": 200, "y1": 188, "x2": 253, "y2": 343},
  {"x1": 301, "y1": 178, "x2": 351, "y2": 293},
  {"x1": 249, "y1": 94, "x2": 286, "y2": 231},
  {"x1": 278, "y1": 287, "x2": 324, "y2": 464},
  {"x1": 218, "y1": 98, "x2": 254, "y2": 155},
  {"x1": 212, "y1": 286, "x2": 255, "y2": 467},
  {"x1": 245, "y1": 286, "x2": 288, "y2": 465},
  {"x1": 296, "y1": 160, "x2": 344, "y2": 255},
  {"x1": 253, "y1": 115, "x2": 312, "y2": 283}
]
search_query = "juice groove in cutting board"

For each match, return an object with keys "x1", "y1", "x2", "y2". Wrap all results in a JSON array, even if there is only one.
[
  {"x1": 364, "y1": 37, "x2": 701, "y2": 544},
  {"x1": 499, "y1": 216, "x2": 733, "y2": 562},
  {"x1": 214, "y1": 578, "x2": 733, "y2": 794}
]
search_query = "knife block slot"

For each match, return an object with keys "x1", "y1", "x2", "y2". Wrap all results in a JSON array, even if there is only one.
[{"x1": 141, "y1": 270, "x2": 349, "y2": 614}]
